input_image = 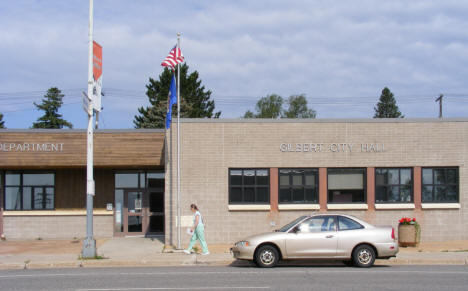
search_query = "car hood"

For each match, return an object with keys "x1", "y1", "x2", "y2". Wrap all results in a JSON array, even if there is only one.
[{"x1": 240, "y1": 231, "x2": 286, "y2": 244}]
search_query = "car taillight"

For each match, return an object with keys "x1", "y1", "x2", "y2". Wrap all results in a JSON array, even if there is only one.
[{"x1": 391, "y1": 228, "x2": 395, "y2": 240}]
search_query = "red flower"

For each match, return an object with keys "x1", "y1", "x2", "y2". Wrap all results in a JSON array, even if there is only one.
[{"x1": 412, "y1": 218, "x2": 416, "y2": 222}]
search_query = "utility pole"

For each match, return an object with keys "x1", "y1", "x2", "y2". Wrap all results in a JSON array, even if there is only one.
[
  {"x1": 436, "y1": 94, "x2": 443, "y2": 118},
  {"x1": 82, "y1": 0, "x2": 96, "y2": 258}
]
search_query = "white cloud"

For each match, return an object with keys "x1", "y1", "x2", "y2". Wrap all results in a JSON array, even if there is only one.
[{"x1": 1, "y1": 0, "x2": 468, "y2": 128}]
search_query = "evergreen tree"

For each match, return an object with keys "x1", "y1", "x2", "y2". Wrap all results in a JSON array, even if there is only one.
[
  {"x1": 0, "y1": 113, "x2": 5, "y2": 128},
  {"x1": 284, "y1": 94, "x2": 316, "y2": 118},
  {"x1": 32, "y1": 87, "x2": 73, "y2": 129},
  {"x1": 134, "y1": 64, "x2": 221, "y2": 128},
  {"x1": 373, "y1": 87, "x2": 404, "y2": 118}
]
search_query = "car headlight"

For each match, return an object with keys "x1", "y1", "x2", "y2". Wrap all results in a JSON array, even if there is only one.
[{"x1": 235, "y1": 241, "x2": 250, "y2": 247}]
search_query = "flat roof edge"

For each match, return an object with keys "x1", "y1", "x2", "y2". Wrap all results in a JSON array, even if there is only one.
[
  {"x1": 0, "y1": 129, "x2": 165, "y2": 133},
  {"x1": 179, "y1": 118, "x2": 468, "y2": 123}
]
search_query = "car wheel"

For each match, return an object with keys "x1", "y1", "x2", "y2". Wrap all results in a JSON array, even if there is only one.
[
  {"x1": 255, "y1": 245, "x2": 279, "y2": 268},
  {"x1": 352, "y1": 245, "x2": 376, "y2": 268}
]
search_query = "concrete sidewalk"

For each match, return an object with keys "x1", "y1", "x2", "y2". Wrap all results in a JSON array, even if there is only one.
[{"x1": 0, "y1": 238, "x2": 467, "y2": 270}]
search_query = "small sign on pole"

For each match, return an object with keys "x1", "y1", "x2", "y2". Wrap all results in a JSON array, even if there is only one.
[{"x1": 82, "y1": 92, "x2": 92, "y2": 116}]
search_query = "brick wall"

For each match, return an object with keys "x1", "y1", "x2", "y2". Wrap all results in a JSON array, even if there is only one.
[
  {"x1": 165, "y1": 119, "x2": 468, "y2": 245},
  {"x1": 4, "y1": 215, "x2": 113, "y2": 239}
]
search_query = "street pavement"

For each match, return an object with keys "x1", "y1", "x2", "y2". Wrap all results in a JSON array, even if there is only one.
[
  {"x1": 0, "y1": 266, "x2": 467, "y2": 291},
  {"x1": 0, "y1": 237, "x2": 467, "y2": 270}
]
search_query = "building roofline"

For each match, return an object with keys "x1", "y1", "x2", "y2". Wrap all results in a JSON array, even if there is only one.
[
  {"x1": 0, "y1": 129, "x2": 165, "y2": 133},
  {"x1": 179, "y1": 117, "x2": 468, "y2": 123}
]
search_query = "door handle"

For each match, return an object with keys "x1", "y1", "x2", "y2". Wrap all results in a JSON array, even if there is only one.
[{"x1": 326, "y1": 235, "x2": 334, "y2": 238}]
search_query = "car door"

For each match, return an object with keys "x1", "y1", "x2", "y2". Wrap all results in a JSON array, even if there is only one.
[
  {"x1": 285, "y1": 216, "x2": 337, "y2": 258},
  {"x1": 335, "y1": 215, "x2": 366, "y2": 257}
]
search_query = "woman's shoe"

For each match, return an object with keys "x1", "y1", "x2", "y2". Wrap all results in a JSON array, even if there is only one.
[{"x1": 183, "y1": 250, "x2": 191, "y2": 254}]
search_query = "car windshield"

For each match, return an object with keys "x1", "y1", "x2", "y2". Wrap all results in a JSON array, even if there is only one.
[{"x1": 276, "y1": 216, "x2": 308, "y2": 232}]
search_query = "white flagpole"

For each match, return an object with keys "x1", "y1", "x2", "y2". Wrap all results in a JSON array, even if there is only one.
[{"x1": 176, "y1": 33, "x2": 181, "y2": 250}]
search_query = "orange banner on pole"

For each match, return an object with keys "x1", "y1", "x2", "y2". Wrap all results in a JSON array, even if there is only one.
[{"x1": 93, "y1": 41, "x2": 102, "y2": 81}]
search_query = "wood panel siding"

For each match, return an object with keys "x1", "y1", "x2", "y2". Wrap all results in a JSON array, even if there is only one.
[
  {"x1": 55, "y1": 169, "x2": 115, "y2": 209},
  {"x1": 0, "y1": 130, "x2": 165, "y2": 168}
]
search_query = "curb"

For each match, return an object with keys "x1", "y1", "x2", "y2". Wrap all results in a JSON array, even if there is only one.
[{"x1": 1, "y1": 257, "x2": 467, "y2": 270}]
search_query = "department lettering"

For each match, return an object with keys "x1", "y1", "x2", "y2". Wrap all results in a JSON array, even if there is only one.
[{"x1": 0, "y1": 143, "x2": 64, "y2": 152}]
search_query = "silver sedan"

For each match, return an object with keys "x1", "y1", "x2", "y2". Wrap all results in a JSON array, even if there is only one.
[{"x1": 231, "y1": 214, "x2": 398, "y2": 268}]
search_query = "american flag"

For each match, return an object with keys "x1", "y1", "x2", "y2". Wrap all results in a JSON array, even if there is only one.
[{"x1": 161, "y1": 45, "x2": 185, "y2": 71}]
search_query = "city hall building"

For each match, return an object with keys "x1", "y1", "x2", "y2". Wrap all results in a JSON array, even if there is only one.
[{"x1": 1, "y1": 118, "x2": 467, "y2": 245}]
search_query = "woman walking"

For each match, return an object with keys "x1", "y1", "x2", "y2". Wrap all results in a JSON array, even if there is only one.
[{"x1": 184, "y1": 204, "x2": 209, "y2": 255}]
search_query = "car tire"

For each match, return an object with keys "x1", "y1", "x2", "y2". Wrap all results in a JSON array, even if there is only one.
[
  {"x1": 352, "y1": 244, "x2": 376, "y2": 268},
  {"x1": 255, "y1": 245, "x2": 279, "y2": 268}
]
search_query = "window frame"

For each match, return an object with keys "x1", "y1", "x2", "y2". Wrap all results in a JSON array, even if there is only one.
[
  {"x1": 421, "y1": 167, "x2": 459, "y2": 203},
  {"x1": 3, "y1": 171, "x2": 55, "y2": 211},
  {"x1": 327, "y1": 168, "x2": 367, "y2": 204},
  {"x1": 278, "y1": 168, "x2": 319, "y2": 204},
  {"x1": 375, "y1": 167, "x2": 414, "y2": 203},
  {"x1": 228, "y1": 168, "x2": 270, "y2": 205}
]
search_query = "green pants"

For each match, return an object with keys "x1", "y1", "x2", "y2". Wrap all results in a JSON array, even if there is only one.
[{"x1": 187, "y1": 224, "x2": 208, "y2": 253}]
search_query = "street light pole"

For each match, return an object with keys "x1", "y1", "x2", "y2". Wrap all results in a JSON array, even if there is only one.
[{"x1": 82, "y1": 0, "x2": 96, "y2": 258}]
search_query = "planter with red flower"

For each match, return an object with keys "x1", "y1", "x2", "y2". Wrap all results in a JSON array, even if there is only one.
[{"x1": 398, "y1": 217, "x2": 420, "y2": 247}]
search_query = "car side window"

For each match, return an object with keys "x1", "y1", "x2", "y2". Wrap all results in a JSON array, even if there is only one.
[
  {"x1": 338, "y1": 216, "x2": 364, "y2": 231},
  {"x1": 299, "y1": 216, "x2": 336, "y2": 233}
]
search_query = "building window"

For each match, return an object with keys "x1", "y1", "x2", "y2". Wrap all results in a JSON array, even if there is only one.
[
  {"x1": 4, "y1": 172, "x2": 55, "y2": 210},
  {"x1": 328, "y1": 168, "x2": 366, "y2": 203},
  {"x1": 279, "y1": 169, "x2": 318, "y2": 204},
  {"x1": 375, "y1": 168, "x2": 413, "y2": 203},
  {"x1": 229, "y1": 169, "x2": 269, "y2": 204},
  {"x1": 422, "y1": 167, "x2": 459, "y2": 202}
]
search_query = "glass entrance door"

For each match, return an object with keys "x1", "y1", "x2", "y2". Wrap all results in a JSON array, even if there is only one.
[
  {"x1": 147, "y1": 190, "x2": 164, "y2": 234},
  {"x1": 124, "y1": 190, "x2": 145, "y2": 235}
]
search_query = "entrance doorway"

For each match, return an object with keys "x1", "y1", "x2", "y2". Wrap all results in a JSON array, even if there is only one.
[
  {"x1": 114, "y1": 171, "x2": 165, "y2": 237},
  {"x1": 117, "y1": 189, "x2": 165, "y2": 236}
]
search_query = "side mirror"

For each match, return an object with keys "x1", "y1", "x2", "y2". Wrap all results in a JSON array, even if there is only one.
[{"x1": 291, "y1": 226, "x2": 300, "y2": 233}]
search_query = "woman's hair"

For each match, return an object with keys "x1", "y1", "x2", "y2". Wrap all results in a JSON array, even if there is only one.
[{"x1": 190, "y1": 204, "x2": 199, "y2": 211}]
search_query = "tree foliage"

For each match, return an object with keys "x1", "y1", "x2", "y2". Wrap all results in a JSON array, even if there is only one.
[
  {"x1": 32, "y1": 87, "x2": 73, "y2": 129},
  {"x1": 284, "y1": 94, "x2": 317, "y2": 118},
  {"x1": 373, "y1": 87, "x2": 404, "y2": 118},
  {"x1": 0, "y1": 113, "x2": 5, "y2": 128},
  {"x1": 243, "y1": 94, "x2": 316, "y2": 119},
  {"x1": 134, "y1": 64, "x2": 221, "y2": 128}
]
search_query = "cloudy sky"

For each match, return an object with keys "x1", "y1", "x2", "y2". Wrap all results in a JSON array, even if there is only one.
[{"x1": 1, "y1": 0, "x2": 467, "y2": 128}]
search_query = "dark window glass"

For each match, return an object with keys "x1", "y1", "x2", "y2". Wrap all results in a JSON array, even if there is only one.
[
  {"x1": 230, "y1": 170, "x2": 242, "y2": 185},
  {"x1": 375, "y1": 168, "x2": 413, "y2": 203},
  {"x1": 5, "y1": 187, "x2": 21, "y2": 210},
  {"x1": 279, "y1": 168, "x2": 318, "y2": 204},
  {"x1": 328, "y1": 168, "x2": 365, "y2": 203},
  {"x1": 23, "y1": 174, "x2": 54, "y2": 186},
  {"x1": 115, "y1": 173, "x2": 139, "y2": 188},
  {"x1": 422, "y1": 168, "x2": 458, "y2": 203},
  {"x1": 23, "y1": 187, "x2": 32, "y2": 210},
  {"x1": 4, "y1": 172, "x2": 55, "y2": 210},
  {"x1": 229, "y1": 169, "x2": 270, "y2": 204},
  {"x1": 257, "y1": 187, "x2": 269, "y2": 203},
  {"x1": 5, "y1": 174, "x2": 20, "y2": 186},
  {"x1": 338, "y1": 216, "x2": 364, "y2": 231}
]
